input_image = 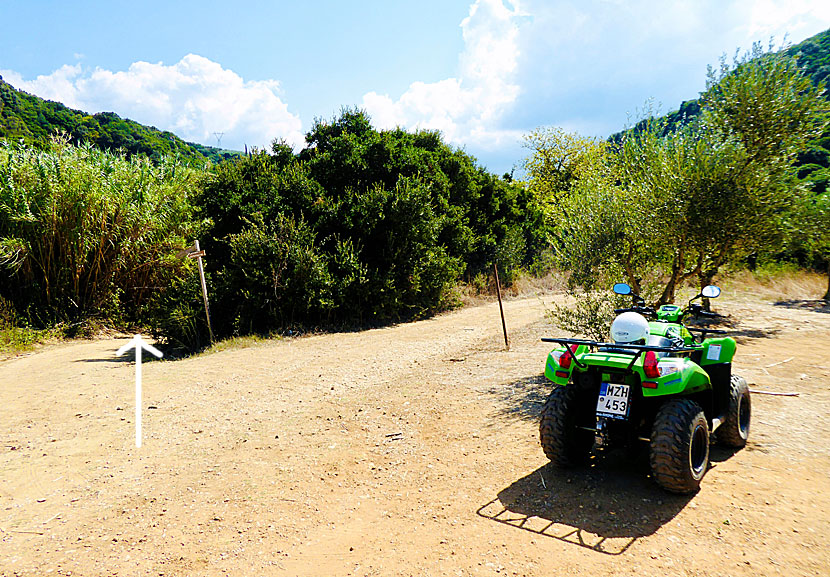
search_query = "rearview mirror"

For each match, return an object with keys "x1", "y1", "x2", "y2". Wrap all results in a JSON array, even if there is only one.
[
  {"x1": 613, "y1": 283, "x2": 632, "y2": 295},
  {"x1": 701, "y1": 285, "x2": 721, "y2": 298}
]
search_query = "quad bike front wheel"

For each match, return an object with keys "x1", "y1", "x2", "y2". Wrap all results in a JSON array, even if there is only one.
[
  {"x1": 539, "y1": 385, "x2": 594, "y2": 466},
  {"x1": 649, "y1": 399, "x2": 709, "y2": 494},
  {"x1": 716, "y1": 374, "x2": 751, "y2": 448}
]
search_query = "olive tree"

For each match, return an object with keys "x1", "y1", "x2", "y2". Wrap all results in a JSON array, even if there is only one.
[{"x1": 527, "y1": 46, "x2": 829, "y2": 312}]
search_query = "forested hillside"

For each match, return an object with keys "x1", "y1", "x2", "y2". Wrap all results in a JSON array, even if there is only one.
[
  {"x1": 789, "y1": 28, "x2": 830, "y2": 193},
  {"x1": 0, "y1": 76, "x2": 236, "y2": 164}
]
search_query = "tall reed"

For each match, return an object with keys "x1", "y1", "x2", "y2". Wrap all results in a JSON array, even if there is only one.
[{"x1": 0, "y1": 136, "x2": 200, "y2": 325}]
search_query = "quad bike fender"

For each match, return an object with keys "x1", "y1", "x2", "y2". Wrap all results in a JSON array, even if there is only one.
[
  {"x1": 544, "y1": 344, "x2": 590, "y2": 385},
  {"x1": 642, "y1": 357, "x2": 711, "y2": 397},
  {"x1": 698, "y1": 337, "x2": 736, "y2": 365}
]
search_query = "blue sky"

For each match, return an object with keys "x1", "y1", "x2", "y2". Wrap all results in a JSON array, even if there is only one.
[{"x1": 2, "y1": 1, "x2": 829, "y2": 175}]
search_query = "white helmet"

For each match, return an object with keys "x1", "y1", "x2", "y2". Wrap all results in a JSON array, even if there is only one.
[{"x1": 610, "y1": 312, "x2": 649, "y2": 344}]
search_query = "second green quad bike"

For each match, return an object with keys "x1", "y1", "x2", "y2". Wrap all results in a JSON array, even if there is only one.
[{"x1": 539, "y1": 283, "x2": 751, "y2": 494}]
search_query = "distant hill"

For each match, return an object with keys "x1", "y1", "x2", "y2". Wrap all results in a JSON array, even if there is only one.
[
  {"x1": 0, "y1": 76, "x2": 240, "y2": 164},
  {"x1": 609, "y1": 27, "x2": 830, "y2": 192}
]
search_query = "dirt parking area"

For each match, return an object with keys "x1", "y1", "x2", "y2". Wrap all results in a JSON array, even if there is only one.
[{"x1": 1, "y1": 291, "x2": 829, "y2": 576}]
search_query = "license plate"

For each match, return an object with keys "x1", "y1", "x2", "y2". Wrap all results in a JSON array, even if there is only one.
[{"x1": 597, "y1": 383, "x2": 630, "y2": 419}]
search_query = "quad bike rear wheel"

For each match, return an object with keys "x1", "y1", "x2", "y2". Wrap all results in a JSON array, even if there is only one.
[
  {"x1": 539, "y1": 385, "x2": 594, "y2": 466},
  {"x1": 649, "y1": 399, "x2": 709, "y2": 494},
  {"x1": 716, "y1": 374, "x2": 751, "y2": 448}
]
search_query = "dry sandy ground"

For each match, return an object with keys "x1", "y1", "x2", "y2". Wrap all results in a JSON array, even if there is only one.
[{"x1": 1, "y1": 291, "x2": 829, "y2": 576}]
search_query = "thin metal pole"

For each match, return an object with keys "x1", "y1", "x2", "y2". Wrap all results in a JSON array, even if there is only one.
[
  {"x1": 194, "y1": 240, "x2": 214, "y2": 344},
  {"x1": 494, "y1": 263, "x2": 509, "y2": 350}
]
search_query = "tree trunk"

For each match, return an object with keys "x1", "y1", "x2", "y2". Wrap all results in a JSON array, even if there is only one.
[
  {"x1": 657, "y1": 246, "x2": 688, "y2": 305},
  {"x1": 824, "y1": 261, "x2": 830, "y2": 302},
  {"x1": 658, "y1": 274, "x2": 678, "y2": 306},
  {"x1": 622, "y1": 245, "x2": 641, "y2": 295}
]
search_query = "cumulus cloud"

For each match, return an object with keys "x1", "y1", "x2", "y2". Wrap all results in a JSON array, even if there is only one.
[
  {"x1": 363, "y1": 0, "x2": 526, "y2": 150},
  {"x1": 1, "y1": 55, "x2": 304, "y2": 150},
  {"x1": 505, "y1": 0, "x2": 830, "y2": 141},
  {"x1": 743, "y1": 0, "x2": 830, "y2": 41}
]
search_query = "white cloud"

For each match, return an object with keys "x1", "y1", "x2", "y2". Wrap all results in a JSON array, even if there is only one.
[
  {"x1": 508, "y1": 0, "x2": 830, "y2": 141},
  {"x1": 1, "y1": 55, "x2": 304, "y2": 151},
  {"x1": 2, "y1": 0, "x2": 828, "y2": 175},
  {"x1": 743, "y1": 0, "x2": 830, "y2": 42},
  {"x1": 362, "y1": 0, "x2": 526, "y2": 150}
]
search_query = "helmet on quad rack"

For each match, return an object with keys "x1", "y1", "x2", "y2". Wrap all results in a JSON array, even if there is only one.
[{"x1": 610, "y1": 311, "x2": 649, "y2": 344}]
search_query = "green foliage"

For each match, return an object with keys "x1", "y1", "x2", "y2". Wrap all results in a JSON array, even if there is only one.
[
  {"x1": 188, "y1": 109, "x2": 540, "y2": 341},
  {"x1": 0, "y1": 136, "x2": 199, "y2": 325},
  {"x1": 749, "y1": 259, "x2": 806, "y2": 283},
  {"x1": 0, "y1": 107, "x2": 544, "y2": 348},
  {"x1": 548, "y1": 290, "x2": 627, "y2": 342},
  {"x1": 610, "y1": 116, "x2": 799, "y2": 302},
  {"x1": 703, "y1": 43, "x2": 829, "y2": 168},
  {"x1": 0, "y1": 76, "x2": 233, "y2": 165},
  {"x1": 528, "y1": 44, "x2": 830, "y2": 307},
  {"x1": 610, "y1": 29, "x2": 830, "y2": 198},
  {"x1": 220, "y1": 213, "x2": 334, "y2": 332},
  {"x1": 144, "y1": 271, "x2": 210, "y2": 353},
  {"x1": 522, "y1": 127, "x2": 607, "y2": 210},
  {"x1": 786, "y1": 27, "x2": 830, "y2": 86},
  {"x1": 0, "y1": 296, "x2": 57, "y2": 354},
  {"x1": 547, "y1": 264, "x2": 630, "y2": 341}
]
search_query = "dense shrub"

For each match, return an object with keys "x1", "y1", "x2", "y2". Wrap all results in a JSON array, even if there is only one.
[{"x1": 187, "y1": 109, "x2": 543, "y2": 341}]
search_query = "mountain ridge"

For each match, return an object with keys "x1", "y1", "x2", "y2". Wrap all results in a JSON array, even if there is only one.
[{"x1": 0, "y1": 75, "x2": 239, "y2": 164}]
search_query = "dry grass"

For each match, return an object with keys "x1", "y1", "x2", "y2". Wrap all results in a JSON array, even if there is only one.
[
  {"x1": 719, "y1": 267, "x2": 827, "y2": 302},
  {"x1": 508, "y1": 270, "x2": 568, "y2": 297},
  {"x1": 454, "y1": 269, "x2": 567, "y2": 308}
]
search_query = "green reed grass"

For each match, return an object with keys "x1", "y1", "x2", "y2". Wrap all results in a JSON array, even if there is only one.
[{"x1": 0, "y1": 136, "x2": 201, "y2": 326}]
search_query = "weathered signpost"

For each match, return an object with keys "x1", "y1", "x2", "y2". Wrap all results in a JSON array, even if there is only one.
[
  {"x1": 177, "y1": 240, "x2": 214, "y2": 344},
  {"x1": 189, "y1": 240, "x2": 214, "y2": 344}
]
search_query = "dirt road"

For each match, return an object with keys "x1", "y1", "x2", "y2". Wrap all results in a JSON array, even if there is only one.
[{"x1": 1, "y1": 292, "x2": 829, "y2": 576}]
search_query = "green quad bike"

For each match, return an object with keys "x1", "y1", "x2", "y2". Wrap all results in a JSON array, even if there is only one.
[{"x1": 539, "y1": 283, "x2": 751, "y2": 494}]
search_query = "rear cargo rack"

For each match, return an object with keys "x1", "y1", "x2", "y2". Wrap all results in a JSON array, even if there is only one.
[{"x1": 541, "y1": 337, "x2": 697, "y2": 372}]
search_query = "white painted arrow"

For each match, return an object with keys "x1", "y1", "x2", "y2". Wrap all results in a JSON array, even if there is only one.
[{"x1": 116, "y1": 334, "x2": 163, "y2": 448}]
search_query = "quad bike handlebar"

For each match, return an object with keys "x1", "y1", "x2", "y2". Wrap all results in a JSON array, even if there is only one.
[
  {"x1": 615, "y1": 304, "x2": 725, "y2": 321},
  {"x1": 686, "y1": 326, "x2": 727, "y2": 343},
  {"x1": 686, "y1": 303, "x2": 724, "y2": 319},
  {"x1": 697, "y1": 310, "x2": 722, "y2": 318},
  {"x1": 614, "y1": 306, "x2": 657, "y2": 317},
  {"x1": 685, "y1": 304, "x2": 727, "y2": 341}
]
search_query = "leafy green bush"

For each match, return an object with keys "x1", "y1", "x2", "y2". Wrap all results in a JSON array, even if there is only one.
[
  {"x1": 0, "y1": 111, "x2": 547, "y2": 349},
  {"x1": 547, "y1": 263, "x2": 630, "y2": 340},
  {"x1": 548, "y1": 289, "x2": 628, "y2": 341},
  {"x1": 144, "y1": 268, "x2": 209, "y2": 353},
  {"x1": 191, "y1": 110, "x2": 540, "y2": 340},
  {"x1": 219, "y1": 213, "x2": 334, "y2": 332}
]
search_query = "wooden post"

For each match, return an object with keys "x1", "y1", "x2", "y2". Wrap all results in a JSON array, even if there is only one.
[
  {"x1": 494, "y1": 263, "x2": 509, "y2": 350},
  {"x1": 189, "y1": 240, "x2": 214, "y2": 344}
]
